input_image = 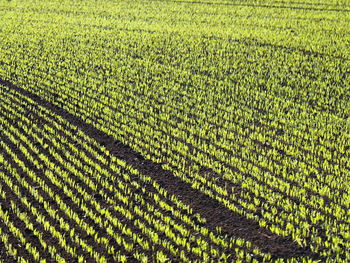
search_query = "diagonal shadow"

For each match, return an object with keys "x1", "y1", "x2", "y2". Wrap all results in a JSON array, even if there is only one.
[{"x1": 0, "y1": 78, "x2": 322, "y2": 260}]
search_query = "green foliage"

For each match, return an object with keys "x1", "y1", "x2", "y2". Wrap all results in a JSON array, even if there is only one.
[{"x1": 0, "y1": 0, "x2": 349, "y2": 262}]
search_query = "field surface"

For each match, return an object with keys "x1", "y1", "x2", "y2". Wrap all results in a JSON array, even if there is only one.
[{"x1": 0, "y1": 0, "x2": 349, "y2": 262}]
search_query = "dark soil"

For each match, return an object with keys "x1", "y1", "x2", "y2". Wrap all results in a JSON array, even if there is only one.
[{"x1": 0, "y1": 78, "x2": 322, "y2": 260}]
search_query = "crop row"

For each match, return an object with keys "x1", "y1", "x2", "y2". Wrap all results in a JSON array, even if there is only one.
[
  {"x1": 0, "y1": 0, "x2": 349, "y2": 261},
  {"x1": 0, "y1": 84, "x2": 275, "y2": 262}
]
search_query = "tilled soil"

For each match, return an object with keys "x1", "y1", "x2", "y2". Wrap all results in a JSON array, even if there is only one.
[{"x1": 0, "y1": 78, "x2": 321, "y2": 261}]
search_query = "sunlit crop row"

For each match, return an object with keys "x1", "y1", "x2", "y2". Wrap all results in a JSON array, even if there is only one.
[{"x1": 0, "y1": 0, "x2": 349, "y2": 262}]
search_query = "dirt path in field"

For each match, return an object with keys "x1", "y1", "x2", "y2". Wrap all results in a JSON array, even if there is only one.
[{"x1": 0, "y1": 78, "x2": 321, "y2": 260}]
